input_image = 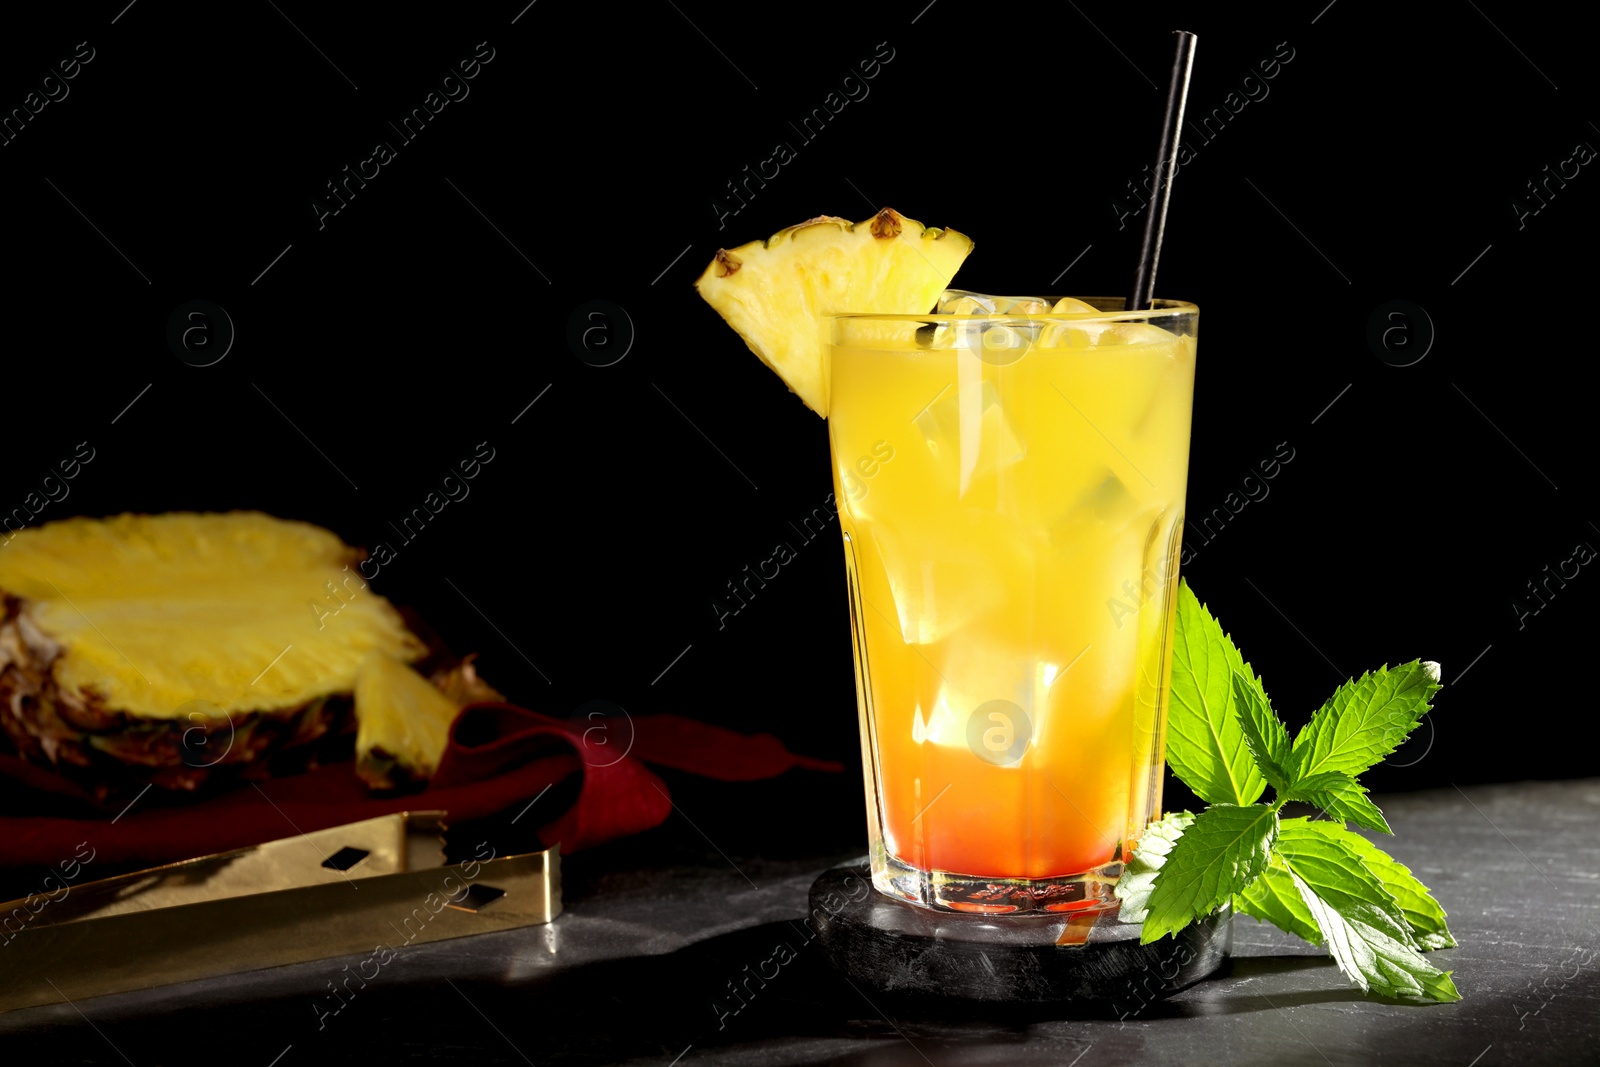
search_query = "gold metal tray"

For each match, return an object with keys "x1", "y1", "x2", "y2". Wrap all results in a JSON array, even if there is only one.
[{"x1": 0, "y1": 811, "x2": 559, "y2": 1014}]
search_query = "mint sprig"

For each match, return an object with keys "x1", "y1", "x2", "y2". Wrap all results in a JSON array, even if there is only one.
[{"x1": 1117, "y1": 580, "x2": 1460, "y2": 1003}]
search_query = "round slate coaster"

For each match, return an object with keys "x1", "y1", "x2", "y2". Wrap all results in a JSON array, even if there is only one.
[{"x1": 809, "y1": 863, "x2": 1231, "y2": 1007}]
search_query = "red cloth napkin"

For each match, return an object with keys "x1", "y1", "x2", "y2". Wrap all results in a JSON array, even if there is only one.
[{"x1": 0, "y1": 705, "x2": 841, "y2": 871}]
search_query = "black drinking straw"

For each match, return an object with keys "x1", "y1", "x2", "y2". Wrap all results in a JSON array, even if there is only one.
[{"x1": 1127, "y1": 31, "x2": 1198, "y2": 312}]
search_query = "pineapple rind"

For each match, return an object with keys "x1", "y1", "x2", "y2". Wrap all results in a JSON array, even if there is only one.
[
  {"x1": 0, "y1": 512, "x2": 425, "y2": 720},
  {"x1": 695, "y1": 208, "x2": 973, "y2": 416}
]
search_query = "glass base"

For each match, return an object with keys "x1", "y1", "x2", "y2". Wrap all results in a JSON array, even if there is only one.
[
  {"x1": 872, "y1": 846, "x2": 1124, "y2": 915},
  {"x1": 810, "y1": 862, "x2": 1232, "y2": 1006}
]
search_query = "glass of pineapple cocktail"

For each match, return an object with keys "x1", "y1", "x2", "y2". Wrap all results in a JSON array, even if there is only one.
[
  {"x1": 828, "y1": 294, "x2": 1197, "y2": 913},
  {"x1": 695, "y1": 209, "x2": 1196, "y2": 917}
]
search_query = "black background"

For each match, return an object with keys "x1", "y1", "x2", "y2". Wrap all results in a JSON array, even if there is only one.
[{"x1": 3, "y1": 0, "x2": 1597, "y2": 856}]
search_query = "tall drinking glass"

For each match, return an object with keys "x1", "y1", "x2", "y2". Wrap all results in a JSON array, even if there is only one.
[{"x1": 827, "y1": 296, "x2": 1197, "y2": 914}]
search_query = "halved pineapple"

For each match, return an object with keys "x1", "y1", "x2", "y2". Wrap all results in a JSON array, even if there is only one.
[
  {"x1": 0, "y1": 512, "x2": 424, "y2": 719},
  {"x1": 0, "y1": 511, "x2": 428, "y2": 791},
  {"x1": 695, "y1": 208, "x2": 973, "y2": 416}
]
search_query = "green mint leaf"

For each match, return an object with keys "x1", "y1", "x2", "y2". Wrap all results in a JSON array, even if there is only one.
[
  {"x1": 1276, "y1": 820, "x2": 1414, "y2": 944},
  {"x1": 1115, "y1": 810, "x2": 1196, "y2": 923},
  {"x1": 1234, "y1": 852, "x2": 1323, "y2": 945},
  {"x1": 1296, "y1": 821, "x2": 1456, "y2": 950},
  {"x1": 1276, "y1": 821, "x2": 1460, "y2": 1002},
  {"x1": 1289, "y1": 773, "x2": 1392, "y2": 834},
  {"x1": 1286, "y1": 868, "x2": 1460, "y2": 1002},
  {"x1": 1166, "y1": 582, "x2": 1268, "y2": 805},
  {"x1": 1309, "y1": 780, "x2": 1390, "y2": 835},
  {"x1": 1140, "y1": 803, "x2": 1277, "y2": 944},
  {"x1": 1231, "y1": 670, "x2": 1293, "y2": 792},
  {"x1": 1284, "y1": 771, "x2": 1354, "y2": 794},
  {"x1": 1290, "y1": 661, "x2": 1441, "y2": 781}
]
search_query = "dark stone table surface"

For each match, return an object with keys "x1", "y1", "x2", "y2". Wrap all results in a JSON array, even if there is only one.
[{"x1": 3, "y1": 778, "x2": 1597, "y2": 1066}]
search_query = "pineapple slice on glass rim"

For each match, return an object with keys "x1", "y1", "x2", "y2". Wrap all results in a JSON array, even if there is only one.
[{"x1": 695, "y1": 208, "x2": 974, "y2": 416}]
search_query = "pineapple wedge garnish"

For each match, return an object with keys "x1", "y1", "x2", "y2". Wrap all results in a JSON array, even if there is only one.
[
  {"x1": 695, "y1": 208, "x2": 973, "y2": 416},
  {"x1": 353, "y1": 652, "x2": 465, "y2": 790}
]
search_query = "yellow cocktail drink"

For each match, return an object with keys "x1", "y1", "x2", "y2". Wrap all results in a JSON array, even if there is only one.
[{"x1": 828, "y1": 297, "x2": 1197, "y2": 912}]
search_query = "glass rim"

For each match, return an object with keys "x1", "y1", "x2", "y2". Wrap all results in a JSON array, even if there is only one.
[{"x1": 827, "y1": 297, "x2": 1197, "y2": 324}]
